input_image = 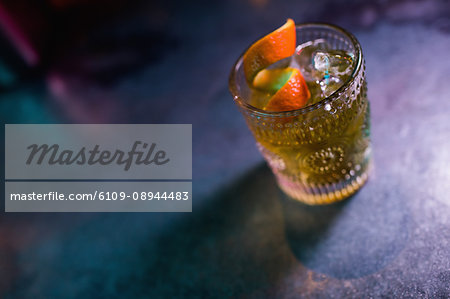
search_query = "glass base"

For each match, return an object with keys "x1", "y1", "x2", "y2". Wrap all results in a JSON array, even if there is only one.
[{"x1": 275, "y1": 163, "x2": 371, "y2": 205}]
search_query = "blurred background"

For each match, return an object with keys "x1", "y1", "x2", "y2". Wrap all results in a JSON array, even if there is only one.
[{"x1": 0, "y1": 0, "x2": 449, "y2": 297}]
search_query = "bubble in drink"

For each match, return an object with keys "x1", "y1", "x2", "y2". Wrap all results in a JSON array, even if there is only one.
[{"x1": 318, "y1": 75, "x2": 342, "y2": 97}]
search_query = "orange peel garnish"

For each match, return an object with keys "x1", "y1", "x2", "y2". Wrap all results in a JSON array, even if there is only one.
[
  {"x1": 264, "y1": 67, "x2": 310, "y2": 112},
  {"x1": 243, "y1": 19, "x2": 296, "y2": 84},
  {"x1": 242, "y1": 19, "x2": 310, "y2": 112}
]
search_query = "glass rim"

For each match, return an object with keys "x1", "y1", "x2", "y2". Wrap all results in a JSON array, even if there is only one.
[{"x1": 228, "y1": 22, "x2": 363, "y2": 117}]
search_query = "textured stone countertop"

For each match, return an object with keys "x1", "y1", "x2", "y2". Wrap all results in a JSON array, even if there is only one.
[{"x1": 1, "y1": 0, "x2": 449, "y2": 297}]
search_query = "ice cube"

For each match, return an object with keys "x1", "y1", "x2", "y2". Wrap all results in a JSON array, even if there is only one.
[
  {"x1": 313, "y1": 51, "x2": 331, "y2": 73},
  {"x1": 311, "y1": 50, "x2": 355, "y2": 98},
  {"x1": 313, "y1": 50, "x2": 354, "y2": 77},
  {"x1": 291, "y1": 39, "x2": 329, "y2": 80}
]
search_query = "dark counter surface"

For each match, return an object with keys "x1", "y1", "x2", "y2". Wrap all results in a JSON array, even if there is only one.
[{"x1": 1, "y1": 0, "x2": 449, "y2": 297}]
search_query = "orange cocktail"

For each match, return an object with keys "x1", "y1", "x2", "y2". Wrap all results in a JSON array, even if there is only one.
[{"x1": 229, "y1": 20, "x2": 371, "y2": 205}]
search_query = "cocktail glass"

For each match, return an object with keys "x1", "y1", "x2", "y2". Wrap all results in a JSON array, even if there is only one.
[{"x1": 229, "y1": 23, "x2": 371, "y2": 205}]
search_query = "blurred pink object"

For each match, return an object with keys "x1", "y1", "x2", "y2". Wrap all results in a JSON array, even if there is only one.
[{"x1": 0, "y1": 2, "x2": 39, "y2": 65}]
